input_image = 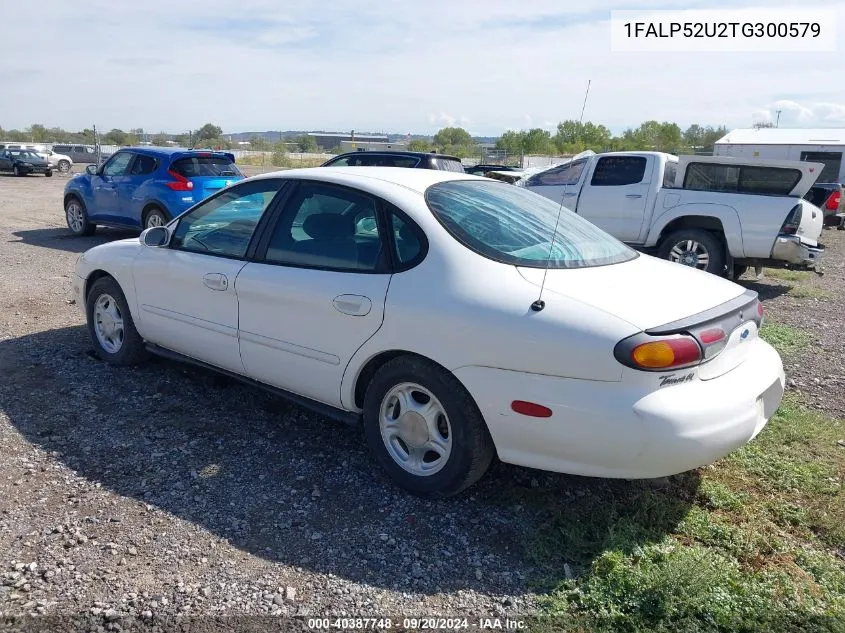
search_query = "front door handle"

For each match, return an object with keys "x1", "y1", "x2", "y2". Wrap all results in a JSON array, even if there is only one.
[
  {"x1": 332, "y1": 294, "x2": 372, "y2": 316},
  {"x1": 626, "y1": 194, "x2": 643, "y2": 199},
  {"x1": 202, "y1": 273, "x2": 229, "y2": 291}
]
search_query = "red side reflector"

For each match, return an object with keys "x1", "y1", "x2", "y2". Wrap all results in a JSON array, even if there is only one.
[
  {"x1": 511, "y1": 400, "x2": 553, "y2": 418},
  {"x1": 699, "y1": 328, "x2": 726, "y2": 344},
  {"x1": 757, "y1": 302, "x2": 764, "y2": 318}
]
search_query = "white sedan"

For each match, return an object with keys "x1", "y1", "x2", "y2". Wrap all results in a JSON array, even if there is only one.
[{"x1": 73, "y1": 167, "x2": 785, "y2": 497}]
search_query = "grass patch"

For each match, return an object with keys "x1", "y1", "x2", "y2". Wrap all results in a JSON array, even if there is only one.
[
  {"x1": 788, "y1": 285, "x2": 833, "y2": 300},
  {"x1": 763, "y1": 268, "x2": 812, "y2": 282},
  {"x1": 760, "y1": 322, "x2": 812, "y2": 356},
  {"x1": 521, "y1": 395, "x2": 845, "y2": 632}
]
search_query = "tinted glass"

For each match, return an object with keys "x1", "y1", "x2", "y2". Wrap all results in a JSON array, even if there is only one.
[
  {"x1": 10, "y1": 150, "x2": 40, "y2": 159},
  {"x1": 431, "y1": 158, "x2": 465, "y2": 172},
  {"x1": 426, "y1": 181, "x2": 636, "y2": 269},
  {"x1": 172, "y1": 180, "x2": 282, "y2": 258},
  {"x1": 663, "y1": 160, "x2": 678, "y2": 188},
  {"x1": 391, "y1": 213, "x2": 422, "y2": 265},
  {"x1": 530, "y1": 160, "x2": 587, "y2": 186},
  {"x1": 264, "y1": 183, "x2": 383, "y2": 271},
  {"x1": 103, "y1": 152, "x2": 133, "y2": 176},
  {"x1": 590, "y1": 156, "x2": 647, "y2": 186},
  {"x1": 683, "y1": 163, "x2": 801, "y2": 195},
  {"x1": 131, "y1": 154, "x2": 158, "y2": 175},
  {"x1": 170, "y1": 156, "x2": 241, "y2": 177},
  {"x1": 800, "y1": 151, "x2": 842, "y2": 183}
]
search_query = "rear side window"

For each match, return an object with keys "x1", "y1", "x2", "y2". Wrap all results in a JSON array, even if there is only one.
[
  {"x1": 683, "y1": 163, "x2": 801, "y2": 195},
  {"x1": 590, "y1": 156, "x2": 647, "y2": 186},
  {"x1": 170, "y1": 156, "x2": 242, "y2": 178},
  {"x1": 663, "y1": 160, "x2": 678, "y2": 188},
  {"x1": 131, "y1": 154, "x2": 158, "y2": 175}
]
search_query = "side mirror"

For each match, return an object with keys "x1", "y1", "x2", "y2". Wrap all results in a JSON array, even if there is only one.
[
  {"x1": 140, "y1": 226, "x2": 170, "y2": 247},
  {"x1": 85, "y1": 164, "x2": 98, "y2": 175}
]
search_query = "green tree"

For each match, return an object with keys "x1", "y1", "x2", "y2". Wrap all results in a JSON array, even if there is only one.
[
  {"x1": 193, "y1": 123, "x2": 223, "y2": 144},
  {"x1": 174, "y1": 133, "x2": 190, "y2": 147},
  {"x1": 151, "y1": 132, "x2": 170, "y2": 146},
  {"x1": 522, "y1": 128, "x2": 554, "y2": 154},
  {"x1": 29, "y1": 124, "x2": 48, "y2": 142},
  {"x1": 433, "y1": 127, "x2": 473, "y2": 148},
  {"x1": 496, "y1": 130, "x2": 526, "y2": 154},
  {"x1": 296, "y1": 135, "x2": 318, "y2": 152},
  {"x1": 249, "y1": 135, "x2": 269, "y2": 151},
  {"x1": 104, "y1": 128, "x2": 128, "y2": 145},
  {"x1": 408, "y1": 139, "x2": 432, "y2": 152},
  {"x1": 553, "y1": 120, "x2": 612, "y2": 152}
]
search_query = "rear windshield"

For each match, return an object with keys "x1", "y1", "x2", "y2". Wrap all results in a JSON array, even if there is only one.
[
  {"x1": 432, "y1": 158, "x2": 466, "y2": 173},
  {"x1": 683, "y1": 163, "x2": 801, "y2": 195},
  {"x1": 170, "y1": 156, "x2": 241, "y2": 178},
  {"x1": 426, "y1": 180, "x2": 636, "y2": 269}
]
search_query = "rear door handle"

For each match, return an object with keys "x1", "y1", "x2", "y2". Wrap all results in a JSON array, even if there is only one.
[
  {"x1": 332, "y1": 294, "x2": 372, "y2": 316},
  {"x1": 203, "y1": 273, "x2": 229, "y2": 291},
  {"x1": 626, "y1": 194, "x2": 643, "y2": 199}
]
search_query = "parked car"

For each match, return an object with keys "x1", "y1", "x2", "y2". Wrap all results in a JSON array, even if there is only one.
[
  {"x1": 72, "y1": 167, "x2": 784, "y2": 498},
  {"x1": 43, "y1": 148, "x2": 74, "y2": 173},
  {"x1": 51, "y1": 144, "x2": 112, "y2": 165},
  {"x1": 0, "y1": 149, "x2": 53, "y2": 177},
  {"x1": 520, "y1": 151, "x2": 825, "y2": 277},
  {"x1": 464, "y1": 164, "x2": 522, "y2": 176},
  {"x1": 804, "y1": 183, "x2": 844, "y2": 226},
  {"x1": 63, "y1": 147, "x2": 243, "y2": 235},
  {"x1": 322, "y1": 151, "x2": 465, "y2": 172}
]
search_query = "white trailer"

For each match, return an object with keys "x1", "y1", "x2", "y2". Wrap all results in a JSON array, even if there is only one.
[{"x1": 714, "y1": 128, "x2": 845, "y2": 184}]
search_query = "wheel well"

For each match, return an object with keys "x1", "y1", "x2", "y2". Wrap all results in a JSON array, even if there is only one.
[
  {"x1": 658, "y1": 216, "x2": 725, "y2": 244},
  {"x1": 354, "y1": 350, "x2": 456, "y2": 409},
  {"x1": 84, "y1": 270, "x2": 113, "y2": 301},
  {"x1": 142, "y1": 203, "x2": 167, "y2": 224},
  {"x1": 64, "y1": 193, "x2": 83, "y2": 209}
]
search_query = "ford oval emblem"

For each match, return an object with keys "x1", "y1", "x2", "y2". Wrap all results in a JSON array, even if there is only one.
[{"x1": 740, "y1": 328, "x2": 750, "y2": 340}]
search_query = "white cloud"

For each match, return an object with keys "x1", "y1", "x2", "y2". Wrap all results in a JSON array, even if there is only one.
[{"x1": 0, "y1": 0, "x2": 844, "y2": 135}]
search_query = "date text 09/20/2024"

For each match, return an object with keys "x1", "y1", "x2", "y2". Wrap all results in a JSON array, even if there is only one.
[{"x1": 306, "y1": 617, "x2": 527, "y2": 630}]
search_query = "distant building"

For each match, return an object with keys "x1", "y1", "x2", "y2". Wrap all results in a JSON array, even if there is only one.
[
  {"x1": 339, "y1": 140, "x2": 408, "y2": 153},
  {"x1": 308, "y1": 132, "x2": 388, "y2": 150}
]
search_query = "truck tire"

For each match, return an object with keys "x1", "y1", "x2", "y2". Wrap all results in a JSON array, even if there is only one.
[{"x1": 658, "y1": 229, "x2": 726, "y2": 276}]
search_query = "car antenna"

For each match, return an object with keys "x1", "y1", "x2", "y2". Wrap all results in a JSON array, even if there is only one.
[{"x1": 531, "y1": 79, "x2": 591, "y2": 313}]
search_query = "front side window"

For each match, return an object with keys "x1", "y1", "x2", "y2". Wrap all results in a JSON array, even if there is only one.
[
  {"x1": 590, "y1": 156, "x2": 647, "y2": 186},
  {"x1": 426, "y1": 180, "x2": 636, "y2": 269},
  {"x1": 102, "y1": 152, "x2": 134, "y2": 176},
  {"x1": 529, "y1": 159, "x2": 587, "y2": 187},
  {"x1": 171, "y1": 179, "x2": 283, "y2": 258},
  {"x1": 683, "y1": 163, "x2": 801, "y2": 195},
  {"x1": 264, "y1": 182, "x2": 384, "y2": 271}
]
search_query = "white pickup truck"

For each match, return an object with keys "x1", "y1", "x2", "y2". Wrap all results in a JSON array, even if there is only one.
[{"x1": 518, "y1": 151, "x2": 825, "y2": 277}]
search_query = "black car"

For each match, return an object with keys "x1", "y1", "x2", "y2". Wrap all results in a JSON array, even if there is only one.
[
  {"x1": 321, "y1": 151, "x2": 465, "y2": 172},
  {"x1": 804, "y1": 182, "x2": 844, "y2": 226},
  {"x1": 464, "y1": 164, "x2": 521, "y2": 176},
  {"x1": 0, "y1": 149, "x2": 53, "y2": 177}
]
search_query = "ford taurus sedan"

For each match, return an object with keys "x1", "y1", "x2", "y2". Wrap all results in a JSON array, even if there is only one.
[{"x1": 73, "y1": 168, "x2": 785, "y2": 497}]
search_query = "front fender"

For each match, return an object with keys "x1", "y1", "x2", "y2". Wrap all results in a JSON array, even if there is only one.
[
  {"x1": 646, "y1": 203, "x2": 744, "y2": 257},
  {"x1": 75, "y1": 239, "x2": 144, "y2": 329},
  {"x1": 64, "y1": 175, "x2": 95, "y2": 209}
]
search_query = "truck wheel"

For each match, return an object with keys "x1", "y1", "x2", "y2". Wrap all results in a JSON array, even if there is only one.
[{"x1": 659, "y1": 229, "x2": 726, "y2": 276}]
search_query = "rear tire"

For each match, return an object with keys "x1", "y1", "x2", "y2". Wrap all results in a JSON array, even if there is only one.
[
  {"x1": 658, "y1": 229, "x2": 726, "y2": 276},
  {"x1": 733, "y1": 265, "x2": 748, "y2": 279},
  {"x1": 86, "y1": 277, "x2": 149, "y2": 366},
  {"x1": 362, "y1": 355, "x2": 495, "y2": 498},
  {"x1": 143, "y1": 206, "x2": 169, "y2": 229},
  {"x1": 13, "y1": 165, "x2": 22, "y2": 177},
  {"x1": 58, "y1": 160, "x2": 71, "y2": 173}
]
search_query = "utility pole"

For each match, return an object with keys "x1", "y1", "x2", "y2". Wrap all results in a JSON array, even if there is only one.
[{"x1": 775, "y1": 110, "x2": 782, "y2": 127}]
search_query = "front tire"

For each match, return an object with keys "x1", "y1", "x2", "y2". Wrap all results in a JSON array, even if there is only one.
[
  {"x1": 658, "y1": 229, "x2": 726, "y2": 276},
  {"x1": 45, "y1": 170, "x2": 53, "y2": 178},
  {"x1": 362, "y1": 356, "x2": 495, "y2": 498},
  {"x1": 143, "y1": 206, "x2": 169, "y2": 229},
  {"x1": 86, "y1": 277, "x2": 149, "y2": 366},
  {"x1": 65, "y1": 197, "x2": 96, "y2": 236}
]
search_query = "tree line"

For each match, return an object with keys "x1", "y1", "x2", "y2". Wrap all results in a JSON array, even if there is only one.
[{"x1": 1, "y1": 120, "x2": 730, "y2": 156}]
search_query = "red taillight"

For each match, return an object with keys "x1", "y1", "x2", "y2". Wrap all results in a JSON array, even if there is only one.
[
  {"x1": 166, "y1": 169, "x2": 193, "y2": 191},
  {"x1": 511, "y1": 400, "x2": 553, "y2": 418},
  {"x1": 780, "y1": 204, "x2": 802, "y2": 235},
  {"x1": 629, "y1": 336, "x2": 702, "y2": 370},
  {"x1": 699, "y1": 328, "x2": 726, "y2": 344},
  {"x1": 826, "y1": 191, "x2": 841, "y2": 211}
]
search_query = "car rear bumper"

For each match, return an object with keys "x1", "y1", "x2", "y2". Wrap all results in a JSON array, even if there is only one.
[
  {"x1": 454, "y1": 338, "x2": 784, "y2": 479},
  {"x1": 770, "y1": 234, "x2": 824, "y2": 268}
]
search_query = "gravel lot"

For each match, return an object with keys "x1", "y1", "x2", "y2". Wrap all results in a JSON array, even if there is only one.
[{"x1": 1, "y1": 168, "x2": 843, "y2": 627}]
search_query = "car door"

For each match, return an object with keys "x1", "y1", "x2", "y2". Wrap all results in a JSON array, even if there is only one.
[
  {"x1": 576, "y1": 155, "x2": 652, "y2": 242},
  {"x1": 119, "y1": 153, "x2": 159, "y2": 225},
  {"x1": 0, "y1": 151, "x2": 11, "y2": 172},
  {"x1": 90, "y1": 152, "x2": 135, "y2": 224},
  {"x1": 131, "y1": 178, "x2": 286, "y2": 373},
  {"x1": 236, "y1": 181, "x2": 392, "y2": 407}
]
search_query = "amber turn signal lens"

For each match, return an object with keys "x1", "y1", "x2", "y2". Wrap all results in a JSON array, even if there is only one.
[{"x1": 631, "y1": 338, "x2": 701, "y2": 369}]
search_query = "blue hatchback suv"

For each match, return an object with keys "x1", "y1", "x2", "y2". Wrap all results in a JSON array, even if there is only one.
[{"x1": 63, "y1": 147, "x2": 244, "y2": 235}]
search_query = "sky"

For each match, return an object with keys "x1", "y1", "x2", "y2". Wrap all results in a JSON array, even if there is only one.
[{"x1": 1, "y1": 0, "x2": 843, "y2": 137}]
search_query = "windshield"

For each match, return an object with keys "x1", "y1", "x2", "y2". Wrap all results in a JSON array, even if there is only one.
[
  {"x1": 426, "y1": 180, "x2": 636, "y2": 269},
  {"x1": 10, "y1": 150, "x2": 40, "y2": 160},
  {"x1": 170, "y1": 156, "x2": 242, "y2": 178}
]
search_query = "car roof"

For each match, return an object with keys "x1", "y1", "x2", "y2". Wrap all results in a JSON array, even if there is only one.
[
  {"x1": 250, "y1": 166, "x2": 488, "y2": 194},
  {"x1": 116, "y1": 146, "x2": 235, "y2": 158},
  {"x1": 330, "y1": 150, "x2": 463, "y2": 162}
]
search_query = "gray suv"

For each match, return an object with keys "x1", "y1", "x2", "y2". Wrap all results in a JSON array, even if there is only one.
[{"x1": 51, "y1": 144, "x2": 112, "y2": 164}]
